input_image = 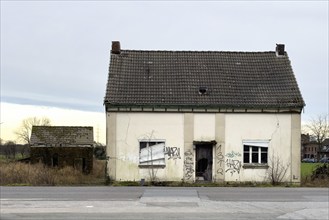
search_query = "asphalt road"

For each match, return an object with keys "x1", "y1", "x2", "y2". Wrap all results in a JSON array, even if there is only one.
[{"x1": 1, "y1": 187, "x2": 328, "y2": 220}]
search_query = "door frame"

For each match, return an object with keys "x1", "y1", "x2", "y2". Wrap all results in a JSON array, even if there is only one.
[{"x1": 193, "y1": 141, "x2": 216, "y2": 181}]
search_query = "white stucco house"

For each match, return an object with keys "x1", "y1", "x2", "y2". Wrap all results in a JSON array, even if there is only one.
[{"x1": 104, "y1": 41, "x2": 305, "y2": 184}]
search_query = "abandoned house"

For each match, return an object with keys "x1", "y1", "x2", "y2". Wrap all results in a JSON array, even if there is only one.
[
  {"x1": 104, "y1": 41, "x2": 305, "y2": 183},
  {"x1": 30, "y1": 126, "x2": 94, "y2": 173}
]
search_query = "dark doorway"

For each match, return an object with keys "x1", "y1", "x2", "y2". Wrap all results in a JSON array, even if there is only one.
[
  {"x1": 82, "y1": 158, "x2": 87, "y2": 173},
  {"x1": 74, "y1": 158, "x2": 82, "y2": 171},
  {"x1": 195, "y1": 144, "x2": 213, "y2": 181},
  {"x1": 52, "y1": 153, "x2": 59, "y2": 167}
]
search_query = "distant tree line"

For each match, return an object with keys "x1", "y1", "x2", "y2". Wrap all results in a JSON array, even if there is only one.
[
  {"x1": 0, "y1": 140, "x2": 106, "y2": 160},
  {"x1": 0, "y1": 140, "x2": 29, "y2": 159}
]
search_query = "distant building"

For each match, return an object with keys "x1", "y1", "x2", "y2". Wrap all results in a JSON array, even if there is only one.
[
  {"x1": 301, "y1": 134, "x2": 329, "y2": 160},
  {"x1": 104, "y1": 42, "x2": 305, "y2": 183},
  {"x1": 30, "y1": 126, "x2": 94, "y2": 173}
]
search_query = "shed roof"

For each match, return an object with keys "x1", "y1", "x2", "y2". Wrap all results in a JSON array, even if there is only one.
[
  {"x1": 104, "y1": 44, "x2": 305, "y2": 112},
  {"x1": 30, "y1": 126, "x2": 94, "y2": 146}
]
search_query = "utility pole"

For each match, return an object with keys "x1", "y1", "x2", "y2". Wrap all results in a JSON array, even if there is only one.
[{"x1": 96, "y1": 124, "x2": 100, "y2": 143}]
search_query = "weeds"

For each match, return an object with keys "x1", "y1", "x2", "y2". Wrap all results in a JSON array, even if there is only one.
[
  {"x1": 110, "y1": 180, "x2": 274, "y2": 187},
  {"x1": 301, "y1": 163, "x2": 329, "y2": 187},
  {"x1": 0, "y1": 160, "x2": 106, "y2": 186},
  {"x1": 1, "y1": 159, "x2": 327, "y2": 187},
  {"x1": 311, "y1": 163, "x2": 329, "y2": 180}
]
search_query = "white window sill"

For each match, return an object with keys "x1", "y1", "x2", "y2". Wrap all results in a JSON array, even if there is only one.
[{"x1": 138, "y1": 164, "x2": 165, "y2": 169}]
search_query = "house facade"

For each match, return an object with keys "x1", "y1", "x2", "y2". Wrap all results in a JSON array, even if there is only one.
[
  {"x1": 104, "y1": 42, "x2": 305, "y2": 183},
  {"x1": 30, "y1": 126, "x2": 94, "y2": 173}
]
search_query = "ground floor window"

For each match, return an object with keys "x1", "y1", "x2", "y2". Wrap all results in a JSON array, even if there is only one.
[
  {"x1": 243, "y1": 140, "x2": 269, "y2": 164},
  {"x1": 139, "y1": 140, "x2": 165, "y2": 167}
]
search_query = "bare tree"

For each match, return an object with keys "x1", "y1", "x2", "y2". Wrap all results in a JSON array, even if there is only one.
[
  {"x1": 267, "y1": 153, "x2": 290, "y2": 185},
  {"x1": 15, "y1": 117, "x2": 51, "y2": 145},
  {"x1": 306, "y1": 114, "x2": 329, "y2": 161}
]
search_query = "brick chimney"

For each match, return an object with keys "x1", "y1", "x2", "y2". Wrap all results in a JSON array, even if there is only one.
[
  {"x1": 112, "y1": 41, "x2": 121, "y2": 54},
  {"x1": 276, "y1": 44, "x2": 285, "y2": 56}
]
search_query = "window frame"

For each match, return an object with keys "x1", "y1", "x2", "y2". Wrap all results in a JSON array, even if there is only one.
[
  {"x1": 242, "y1": 140, "x2": 269, "y2": 169},
  {"x1": 138, "y1": 139, "x2": 166, "y2": 168}
]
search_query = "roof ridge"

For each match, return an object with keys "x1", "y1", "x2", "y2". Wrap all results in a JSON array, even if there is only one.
[
  {"x1": 33, "y1": 126, "x2": 93, "y2": 128},
  {"x1": 119, "y1": 49, "x2": 277, "y2": 53}
]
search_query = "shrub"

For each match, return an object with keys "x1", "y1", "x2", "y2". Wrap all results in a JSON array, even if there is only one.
[
  {"x1": 301, "y1": 163, "x2": 329, "y2": 187},
  {"x1": 311, "y1": 163, "x2": 329, "y2": 180}
]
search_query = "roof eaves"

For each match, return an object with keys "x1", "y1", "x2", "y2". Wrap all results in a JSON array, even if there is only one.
[{"x1": 105, "y1": 103, "x2": 304, "y2": 113}]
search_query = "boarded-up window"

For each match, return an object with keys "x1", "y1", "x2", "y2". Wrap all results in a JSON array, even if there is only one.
[{"x1": 139, "y1": 141, "x2": 165, "y2": 166}]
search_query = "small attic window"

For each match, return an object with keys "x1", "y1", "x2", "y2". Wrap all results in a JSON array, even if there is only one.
[{"x1": 199, "y1": 86, "x2": 208, "y2": 95}]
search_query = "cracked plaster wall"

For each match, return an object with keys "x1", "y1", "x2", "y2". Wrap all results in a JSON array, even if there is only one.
[
  {"x1": 106, "y1": 111, "x2": 301, "y2": 183},
  {"x1": 112, "y1": 112, "x2": 184, "y2": 181}
]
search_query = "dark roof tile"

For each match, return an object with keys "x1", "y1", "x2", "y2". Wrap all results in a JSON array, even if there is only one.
[
  {"x1": 30, "y1": 126, "x2": 94, "y2": 146},
  {"x1": 104, "y1": 50, "x2": 305, "y2": 110}
]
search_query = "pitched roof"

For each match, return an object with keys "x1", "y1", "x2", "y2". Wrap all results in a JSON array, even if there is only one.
[
  {"x1": 104, "y1": 45, "x2": 305, "y2": 112},
  {"x1": 30, "y1": 126, "x2": 94, "y2": 146}
]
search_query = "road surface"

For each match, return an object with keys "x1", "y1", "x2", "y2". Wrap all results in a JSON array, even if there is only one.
[{"x1": 0, "y1": 186, "x2": 328, "y2": 220}]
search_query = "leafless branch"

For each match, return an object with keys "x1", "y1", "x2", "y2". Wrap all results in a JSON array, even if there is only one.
[
  {"x1": 15, "y1": 117, "x2": 51, "y2": 145},
  {"x1": 268, "y1": 154, "x2": 290, "y2": 185},
  {"x1": 306, "y1": 114, "x2": 329, "y2": 160}
]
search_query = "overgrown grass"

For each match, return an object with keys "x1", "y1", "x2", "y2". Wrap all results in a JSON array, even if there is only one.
[
  {"x1": 301, "y1": 163, "x2": 329, "y2": 187},
  {"x1": 301, "y1": 163, "x2": 321, "y2": 179},
  {"x1": 110, "y1": 181, "x2": 276, "y2": 187},
  {"x1": 1, "y1": 159, "x2": 327, "y2": 187},
  {"x1": 0, "y1": 159, "x2": 106, "y2": 186}
]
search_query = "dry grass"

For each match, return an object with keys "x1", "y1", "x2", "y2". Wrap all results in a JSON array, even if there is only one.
[
  {"x1": 0, "y1": 159, "x2": 106, "y2": 186},
  {"x1": 301, "y1": 177, "x2": 329, "y2": 187},
  {"x1": 1, "y1": 159, "x2": 326, "y2": 187}
]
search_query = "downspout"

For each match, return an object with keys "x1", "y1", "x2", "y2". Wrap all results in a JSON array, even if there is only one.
[{"x1": 290, "y1": 114, "x2": 293, "y2": 183}]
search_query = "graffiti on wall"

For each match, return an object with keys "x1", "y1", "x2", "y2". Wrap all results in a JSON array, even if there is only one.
[
  {"x1": 225, "y1": 159, "x2": 242, "y2": 176},
  {"x1": 164, "y1": 147, "x2": 181, "y2": 160},
  {"x1": 183, "y1": 150, "x2": 194, "y2": 180},
  {"x1": 225, "y1": 151, "x2": 241, "y2": 158},
  {"x1": 216, "y1": 144, "x2": 225, "y2": 175}
]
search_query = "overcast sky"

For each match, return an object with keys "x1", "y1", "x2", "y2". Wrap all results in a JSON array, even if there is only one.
[{"x1": 0, "y1": 1, "x2": 328, "y2": 142}]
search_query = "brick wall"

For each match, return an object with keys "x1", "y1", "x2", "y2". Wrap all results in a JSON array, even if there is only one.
[{"x1": 30, "y1": 147, "x2": 93, "y2": 174}]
